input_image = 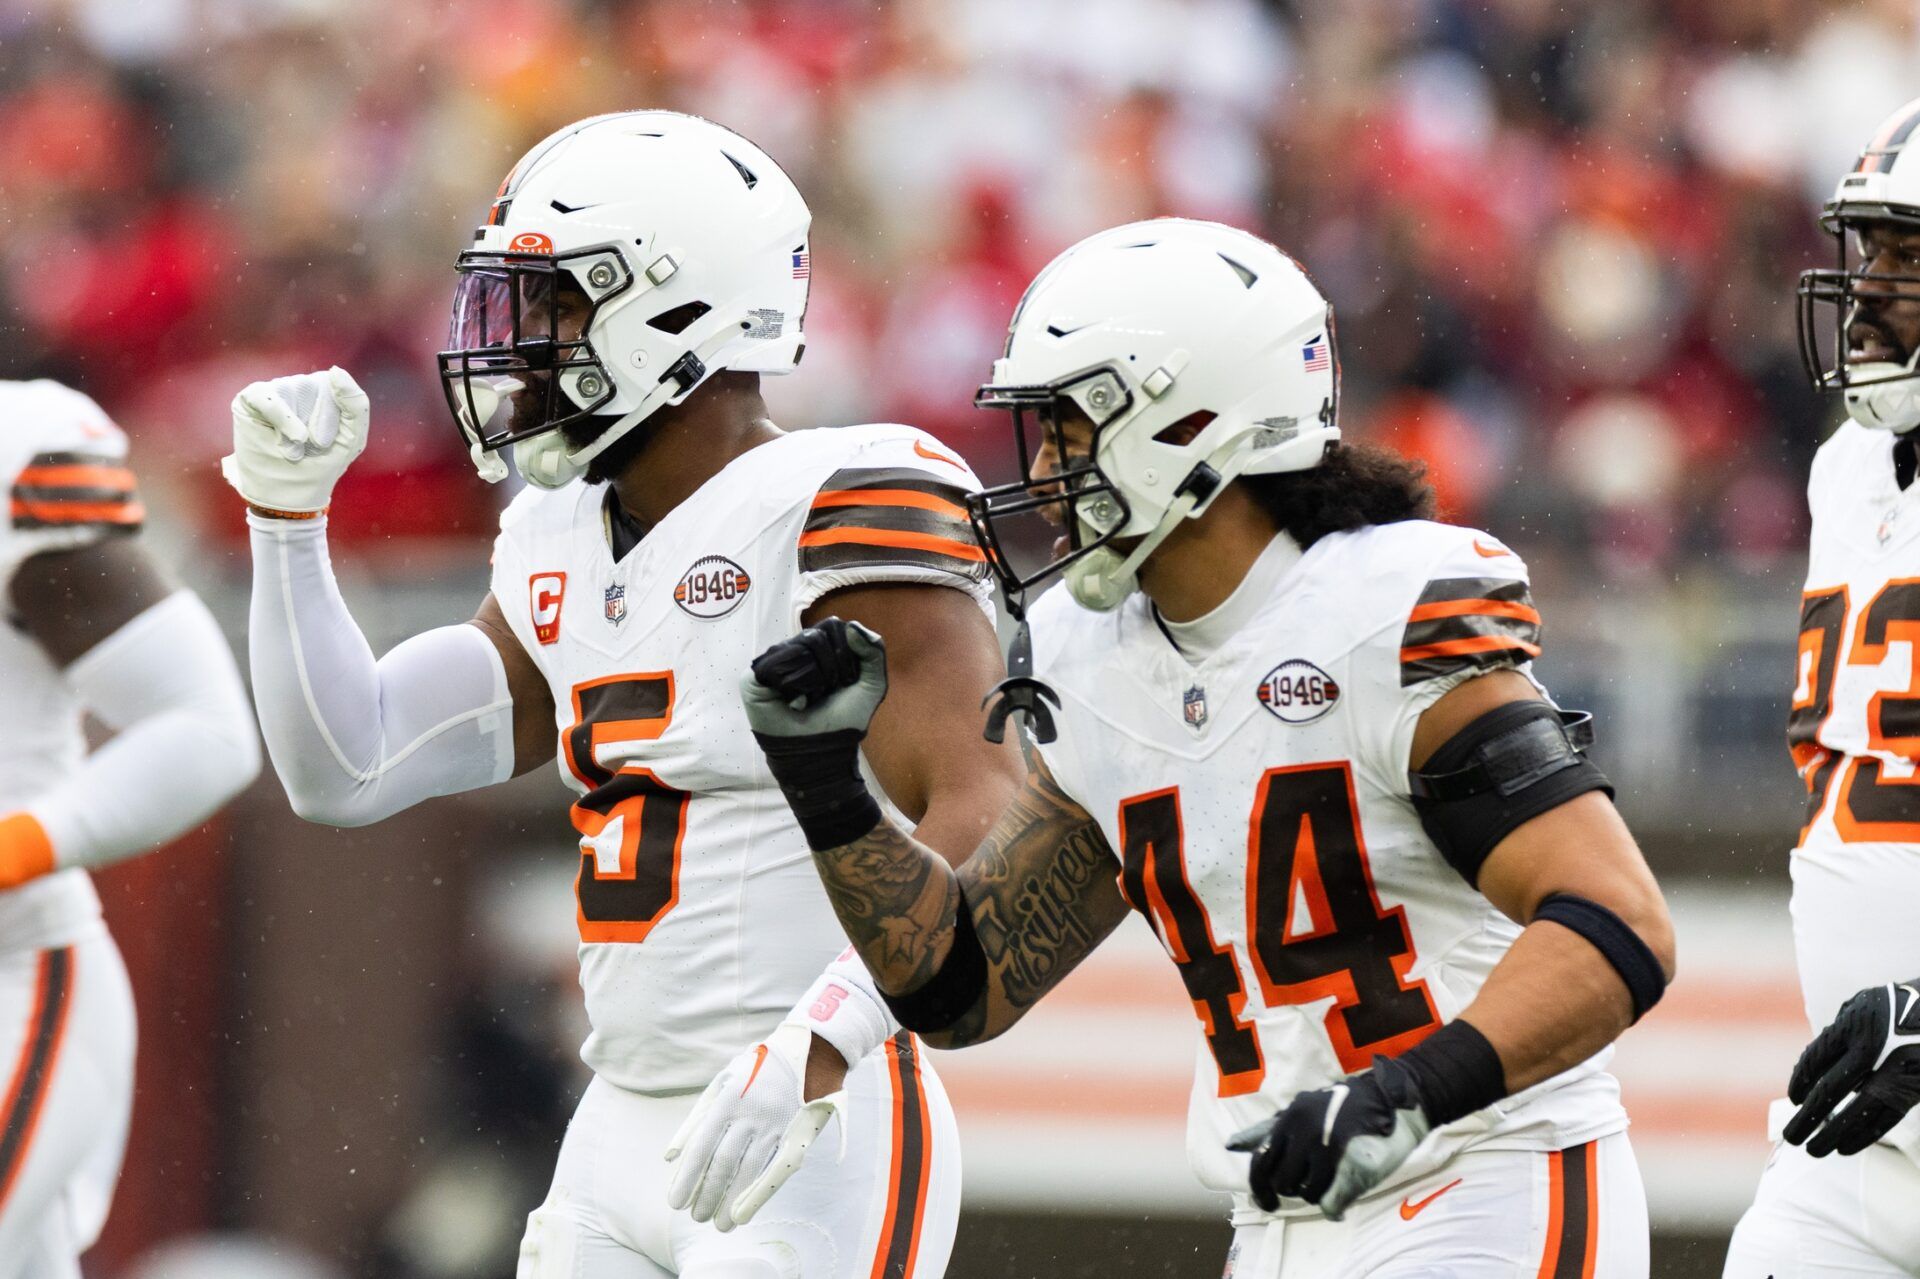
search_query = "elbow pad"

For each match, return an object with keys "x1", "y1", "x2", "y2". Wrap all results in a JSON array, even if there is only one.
[
  {"x1": 1409, "y1": 700, "x2": 1612, "y2": 885},
  {"x1": 1534, "y1": 892, "x2": 1669, "y2": 1021},
  {"x1": 880, "y1": 884, "x2": 990, "y2": 1034}
]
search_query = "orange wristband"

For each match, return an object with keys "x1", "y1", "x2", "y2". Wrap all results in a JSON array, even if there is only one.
[
  {"x1": 0, "y1": 813, "x2": 55, "y2": 890},
  {"x1": 245, "y1": 502, "x2": 328, "y2": 521}
]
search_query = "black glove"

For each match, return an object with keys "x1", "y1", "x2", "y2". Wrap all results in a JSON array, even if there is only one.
[
  {"x1": 739, "y1": 619, "x2": 889, "y2": 851},
  {"x1": 1228, "y1": 1020, "x2": 1506, "y2": 1221},
  {"x1": 1229, "y1": 1056, "x2": 1432, "y2": 1221},
  {"x1": 1784, "y1": 978, "x2": 1920, "y2": 1157}
]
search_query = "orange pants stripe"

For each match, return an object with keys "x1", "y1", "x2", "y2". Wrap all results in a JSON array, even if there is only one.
[
  {"x1": 1536, "y1": 1140, "x2": 1599, "y2": 1279},
  {"x1": 868, "y1": 1033, "x2": 932, "y2": 1279}
]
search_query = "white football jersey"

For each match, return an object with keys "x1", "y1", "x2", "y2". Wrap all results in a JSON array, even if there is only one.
[
  {"x1": 0, "y1": 380, "x2": 144, "y2": 953},
  {"x1": 489, "y1": 424, "x2": 992, "y2": 1093},
  {"x1": 1028, "y1": 519, "x2": 1626, "y2": 1215},
  {"x1": 1789, "y1": 419, "x2": 1920, "y2": 1159}
]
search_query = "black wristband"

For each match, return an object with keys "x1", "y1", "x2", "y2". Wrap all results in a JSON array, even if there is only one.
[
  {"x1": 1393, "y1": 1019, "x2": 1508, "y2": 1128},
  {"x1": 883, "y1": 882, "x2": 990, "y2": 1033},
  {"x1": 752, "y1": 728, "x2": 883, "y2": 851}
]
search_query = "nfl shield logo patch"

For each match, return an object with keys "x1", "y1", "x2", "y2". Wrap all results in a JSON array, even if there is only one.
[
  {"x1": 1183, "y1": 685, "x2": 1208, "y2": 730},
  {"x1": 604, "y1": 583, "x2": 627, "y2": 626}
]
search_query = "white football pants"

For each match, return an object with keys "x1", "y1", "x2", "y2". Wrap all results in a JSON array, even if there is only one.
[
  {"x1": 0, "y1": 933, "x2": 136, "y2": 1279},
  {"x1": 1723, "y1": 1137, "x2": 1920, "y2": 1278},
  {"x1": 519, "y1": 1034, "x2": 960, "y2": 1279},
  {"x1": 1225, "y1": 1132, "x2": 1648, "y2": 1279}
]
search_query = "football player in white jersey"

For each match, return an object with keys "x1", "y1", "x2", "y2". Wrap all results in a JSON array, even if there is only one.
[
  {"x1": 689, "y1": 220, "x2": 1677, "y2": 1277},
  {"x1": 1723, "y1": 98, "x2": 1920, "y2": 1278},
  {"x1": 226, "y1": 112, "x2": 1020, "y2": 1279},
  {"x1": 0, "y1": 379, "x2": 259, "y2": 1278}
]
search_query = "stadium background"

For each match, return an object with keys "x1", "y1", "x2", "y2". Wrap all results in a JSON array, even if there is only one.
[{"x1": 1, "y1": 0, "x2": 1911, "y2": 1273}]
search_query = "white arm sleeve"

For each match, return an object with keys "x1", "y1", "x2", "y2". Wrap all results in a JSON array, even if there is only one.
[
  {"x1": 248, "y1": 514, "x2": 517, "y2": 827},
  {"x1": 29, "y1": 590, "x2": 262, "y2": 870}
]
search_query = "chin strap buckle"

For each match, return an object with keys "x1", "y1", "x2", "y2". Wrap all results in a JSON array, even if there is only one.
[
  {"x1": 981, "y1": 618, "x2": 1061, "y2": 744},
  {"x1": 660, "y1": 351, "x2": 706, "y2": 395}
]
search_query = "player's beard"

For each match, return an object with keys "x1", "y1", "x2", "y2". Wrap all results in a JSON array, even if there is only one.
[{"x1": 571, "y1": 414, "x2": 660, "y2": 487}]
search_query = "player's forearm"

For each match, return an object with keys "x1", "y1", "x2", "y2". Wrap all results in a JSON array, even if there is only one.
[
  {"x1": 1458, "y1": 919, "x2": 1646, "y2": 1093},
  {"x1": 811, "y1": 816, "x2": 964, "y2": 1002},
  {"x1": 248, "y1": 515, "x2": 514, "y2": 825},
  {"x1": 0, "y1": 592, "x2": 260, "y2": 887}
]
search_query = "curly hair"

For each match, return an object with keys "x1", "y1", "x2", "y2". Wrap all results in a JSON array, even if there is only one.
[{"x1": 1242, "y1": 442, "x2": 1435, "y2": 548}]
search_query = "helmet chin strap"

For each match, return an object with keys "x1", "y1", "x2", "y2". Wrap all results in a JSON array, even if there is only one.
[
  {"x1": 1063, "y1": 451, "x2": 1247, "y2": 612},
  {"x1": 1064, "y1": 487, "x2": 1204, "y2": 611},
  {"x1": 1845, "y1": 351, "x2": 1920, "y2": 433},
  {"x1": 515, "y1": 326, "x2": 740, "y2": 490}
]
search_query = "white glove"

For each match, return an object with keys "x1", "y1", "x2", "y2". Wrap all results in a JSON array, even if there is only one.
[
  {"x1": 223, "y1": 366, "x2": 370, "y2": 514},
  {"x1": 664, "y1": 1019, "x2": 848, "y2": 1232}
]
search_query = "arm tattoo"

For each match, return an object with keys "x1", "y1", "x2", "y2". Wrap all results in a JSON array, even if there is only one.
[{"x1": 810, "y1": 752, "x2": 1126, "y2": 1047}]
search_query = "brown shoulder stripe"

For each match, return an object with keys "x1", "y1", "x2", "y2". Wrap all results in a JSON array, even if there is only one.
[
  {"x1": 1400, "y1": 577, "x2": 1540, "y2": 686},
  {"x1": 801, "y1": 466, "x2": 984, "y2": 579},
  {"x1": 12, "y1": 450, "x2": 142, "y2": 532}
]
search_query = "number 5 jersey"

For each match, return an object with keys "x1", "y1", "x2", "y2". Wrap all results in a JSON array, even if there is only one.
[
  {"x1": 487, "y1": 424, "x2": 992, "y2": 1092},
  {"x1": 1027, "y1": 518, "x2": 1627, "y2": 1216}
]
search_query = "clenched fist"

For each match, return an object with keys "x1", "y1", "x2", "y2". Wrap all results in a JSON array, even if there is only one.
[{"x1": 222, "y1": 366, "x2": 370, "y2": 515}]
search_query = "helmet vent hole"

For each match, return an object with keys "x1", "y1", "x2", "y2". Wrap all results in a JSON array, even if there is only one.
[
  {"x1": 1153, "y1": 411, "x2": 1215, "y2": 446},
  {"x1": 647, "y1": 302, "x2": 712, "y2": 335},
  {"x1": 723, "y1": 152, "x2": 759, "y2": 189},
  {"x1": 1217, "y1": 254, "x2": 1258, "y2": 288}
]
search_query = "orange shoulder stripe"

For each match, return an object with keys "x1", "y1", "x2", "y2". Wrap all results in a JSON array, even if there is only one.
[
  {"x1": 15, "y1": 464, "x2": 137, "y2": 492},
  {"x1": 1399, "y1": 633, "x2": 1542, "y2": 664},
  {"x1": 10, "y1": 498, "x2": 145, "y2": 526},
  {"x1": 1406, "y1": 598, "x2": 1542, "y2": 626},
  {"x1": 811, "y1": 488, "x2": 969, "y2": 520},
  {"x1": 798, "y1": 527, "x2": 986, "y2": 561}
]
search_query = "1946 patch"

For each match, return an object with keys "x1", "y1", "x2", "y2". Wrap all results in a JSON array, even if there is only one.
[
  {"x1": 674, "y1": 555, "x2": 752, "y2": 619},
  {"x1": 1257, "y1": 659, "x2": 1340, "y2": 725}
]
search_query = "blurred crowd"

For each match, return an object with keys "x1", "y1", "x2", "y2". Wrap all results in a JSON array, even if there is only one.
[{"x1": 1, "y1": 0, "x2": 1916, "y2": 567}]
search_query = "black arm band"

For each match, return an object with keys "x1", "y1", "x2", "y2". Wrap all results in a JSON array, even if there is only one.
[
  {"x1": 881, "y1": 883, "x2": 990, "y2": 1034},
  {"x1": 751, "y1": 728, "x2": 883, "y2": 852},
  {"x1": 1392, "y1": 1018, "x2": 1508, "y2": 1128},
  {"x1": 1409, "y1": 700, "x2": 1613, "y2": 885},
  {"x1": 1533, "y1": 892, "x2": 1668, "y2": 1022}
]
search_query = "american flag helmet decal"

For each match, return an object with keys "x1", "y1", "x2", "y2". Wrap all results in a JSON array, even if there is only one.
[
  {"x1": 791, "y1": 247, "x2": 810, "y2": 279},
  {"x1": 1302, "y1": 334, "x2": 1330, "y2": 372}
]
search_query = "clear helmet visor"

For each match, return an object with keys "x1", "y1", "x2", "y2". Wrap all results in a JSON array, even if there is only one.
[{"x1": 438, "y1": 252, "x2": 622, "y2": 458}]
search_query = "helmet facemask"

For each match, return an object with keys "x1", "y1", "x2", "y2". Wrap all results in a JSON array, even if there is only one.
[
  {"x1": 1798, "y1": 210, "x2": 1920, "y2": 432},
  {"x1": 438, "y1": 247, "x2": 637, "y2": 479},
  {"x1": 968, "y1": 366, "x2": 1138, "y2": 616}
]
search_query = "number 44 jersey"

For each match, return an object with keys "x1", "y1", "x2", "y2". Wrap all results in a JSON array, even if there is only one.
[
  {"x1": 1028, "y1": 519, "x2": 1627, "y2": 1216},
  {"x1": 488, "y1": 424, "x2": 992, "y2": 1093},
  {"x1": 1789, "y1": 418, "x2": 1920, "y2": 1161}
]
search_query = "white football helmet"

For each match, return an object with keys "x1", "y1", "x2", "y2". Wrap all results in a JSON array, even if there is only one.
[
  {"x1": 1799, "y1": 96, "x2": 1920, "y2": 432},
  {"x1": 439, "y1": 111, "x2": 811, "y2": 488},
  {"x1": 971, "y1": 218, "x2": 1339, "y2": 612}
]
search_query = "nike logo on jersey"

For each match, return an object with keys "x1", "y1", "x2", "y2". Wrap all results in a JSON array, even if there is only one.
[
  {"x1": 1399, "y1": 1178, "x2": 1462, "y2": 1220},
  {"x1": 913, "y1": 440, "x2": 965, "y2": 471},
  {"x1": 1472, "y1": 539, "x2": 1512, "y2": 558}
]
